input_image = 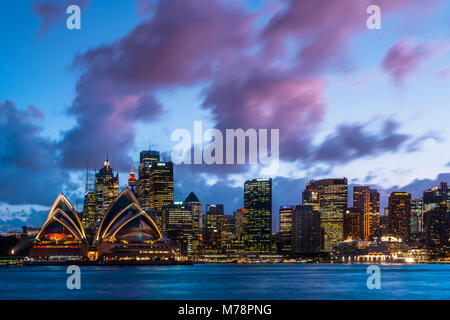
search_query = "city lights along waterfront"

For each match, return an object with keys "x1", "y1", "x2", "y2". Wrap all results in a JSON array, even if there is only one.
[
  {"x1": 2, "y1": 264, "x2": 450, "y2": 300},
  {"x1": 3, "y1": 149, "x2": 450, "y2": 265}
]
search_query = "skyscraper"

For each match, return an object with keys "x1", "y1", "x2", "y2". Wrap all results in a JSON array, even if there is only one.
[
  {"x1": 279, "y1": 206, "x2": 294, "y2": 255},
  {"x1": 305, "y1": 179, "x2": 348, "y2": 252},
  {"x1": 164, "y1": 201, "x2": 193, "y2": 255},
  {"x1": 244, "y1": 178, "x2": 272, "y2": 254},
  {"x1": 353, "y1": 186, "x2": 380, "y2": 240},
  {"x1": 128, "y1": 165, "x2": 137, "y2": 195},
  {"x1": 137, "y1": 149, "x2": 160, "y2": 211},
  {"x1": 233, "y1": 208, "x2": 245, "y2": 240},
  {"x1": 138, "y1": 149, "x2": 174, "y2": 231},
  {"x1": 82, "y1": 191, "x2": 96, "y2": 238},
  {"x1": 423, "y1": 182, "x2": 450, "y2": 211},
  {"x1": 343, "y1": 208, "x2": 362, "y2": 240},
  {"x1": 423, "y1": 203, "x2": 449, "y2": 247},
  {"x1": 94, "y1": 157, "x2": 119, "y2": 226},
  {"x1": 184, "y1": 192, "x2": 203, "y2": 241},
  {"x1": 291, "y1": 205, "x2": 321, "y2": 255},
  {"x1": 302, "y1": 183, "x2": 320, "y2": 211},
  {"x1": 388, "y1": 192, "x2": 411, "y2": 242},
  {"x1": 221, "y1": 215, "x2": 237, "y2": 252},
  {"x1": 204, "y1": 204, "x2": 225, "y2": 251},
  {"x1": 411, "y1": 198, "x2": 424, "y2": 239}
]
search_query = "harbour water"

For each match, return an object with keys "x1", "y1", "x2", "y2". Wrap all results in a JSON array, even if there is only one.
[{"x1": 0, "y1": 264, "x2": 449, "y2": 300}]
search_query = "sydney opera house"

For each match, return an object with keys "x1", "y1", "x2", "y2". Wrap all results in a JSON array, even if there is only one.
[{"x1": 30, "y1": 188, "x2": 181, "y2": 263}]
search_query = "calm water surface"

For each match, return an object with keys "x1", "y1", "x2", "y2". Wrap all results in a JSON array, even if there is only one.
[{"x1": 0, "y1": 264, "x2": 449, "y2": 299}]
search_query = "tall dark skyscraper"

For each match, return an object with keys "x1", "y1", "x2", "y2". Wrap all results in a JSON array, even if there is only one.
[
  {"x1": 388, "y1": 192, "x2": 411, "y2": 242},
  {"x1": 94, "y1": 157, "x2": 119, "y2": 226},
  {"x1": 423, "y1": 203, "x2": 449, "y2": 247},
  {"x1": 291, "y1": 205, "x2": 321, "y2": 255},
  {"x1": 343, "y1": 208, "x2": 362, "y2": 240},
  {"x1": 353, "y1": 186, "x2": 380, "y2": 240},
  {"x1": 305, "y1": 179, "x2": 348, "y2": 252},
  {"x1": 244, "y1": 178, "x2": 272, "y2": 254}
]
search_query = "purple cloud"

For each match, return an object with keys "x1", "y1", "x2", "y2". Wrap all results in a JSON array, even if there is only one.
[
  {"x1": 262, "y1": 0, "x2": 437, "y2": 75},
  {"x1": 382, "y1": 39, "x2": 431, "y2": 85}
]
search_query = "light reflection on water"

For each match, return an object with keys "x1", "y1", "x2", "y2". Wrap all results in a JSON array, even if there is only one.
[{"x1": 0, "y1": 264, "x2": 449, "y2": 300}]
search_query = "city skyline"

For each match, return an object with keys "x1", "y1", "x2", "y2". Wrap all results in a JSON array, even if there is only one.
[{"x1": 1, "y1": 0, "x2": 450, "y2": 234}]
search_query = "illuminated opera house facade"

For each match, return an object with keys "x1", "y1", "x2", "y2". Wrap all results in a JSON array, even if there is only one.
[{"x1": 30, "y1": 189, "x2": 181, "y2": 262}]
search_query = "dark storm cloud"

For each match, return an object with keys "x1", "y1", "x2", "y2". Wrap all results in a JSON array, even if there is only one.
[{"x1": 0, "y1": 100, "x2": 76, "y2": 206}]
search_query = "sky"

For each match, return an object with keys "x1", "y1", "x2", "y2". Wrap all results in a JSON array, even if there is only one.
[{"x1": 1, "y1": 0, "x2": 450, "y2": 232}]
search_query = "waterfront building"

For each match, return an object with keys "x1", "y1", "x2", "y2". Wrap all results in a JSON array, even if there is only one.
[
  {"x1": 423, "y1": 181, "x2": 450, "y2": 212},
  {"x1": 423, "y1": 203, "x2": 449, "y2": 247},
  {"x1": 411, "y1": 198, "x2": 424, "y2": 240},
  {"x1": 291, "y1": 205, "x2": 321, "y2": 255},
  {"x1": 353, "y1": 186, "x2": 380, "y2": 240},
  {"x1": 94, "y1": 157, "x2": 119, "y2": 227},
  {"x1": 244, "y1": 178, "x2": 272, "y2": 254},
  {"x1": 31, "y1": 190, "x2": 179, "y2": 262},
  {"x1": 164, "y1": 202, "x2": 193, "y2": 255},
  {"x1": 93, "y1": 188, "x2": 175, "y2": 261},
  {"x1": 279, "y1": 206, "x2": 294, "y2": 255},
  {"x1": 305, "y1": 178, "x2": 348, "y2": 252},
  {"x1": 388, "y1": 192, "x2": 411, "y2": 242},
  {"x1": 31, "y1": 194, "x2": 88, "y2": 259},
  {"x1": 343, "y1": 208, "x2": 362, "y2": 240}
]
